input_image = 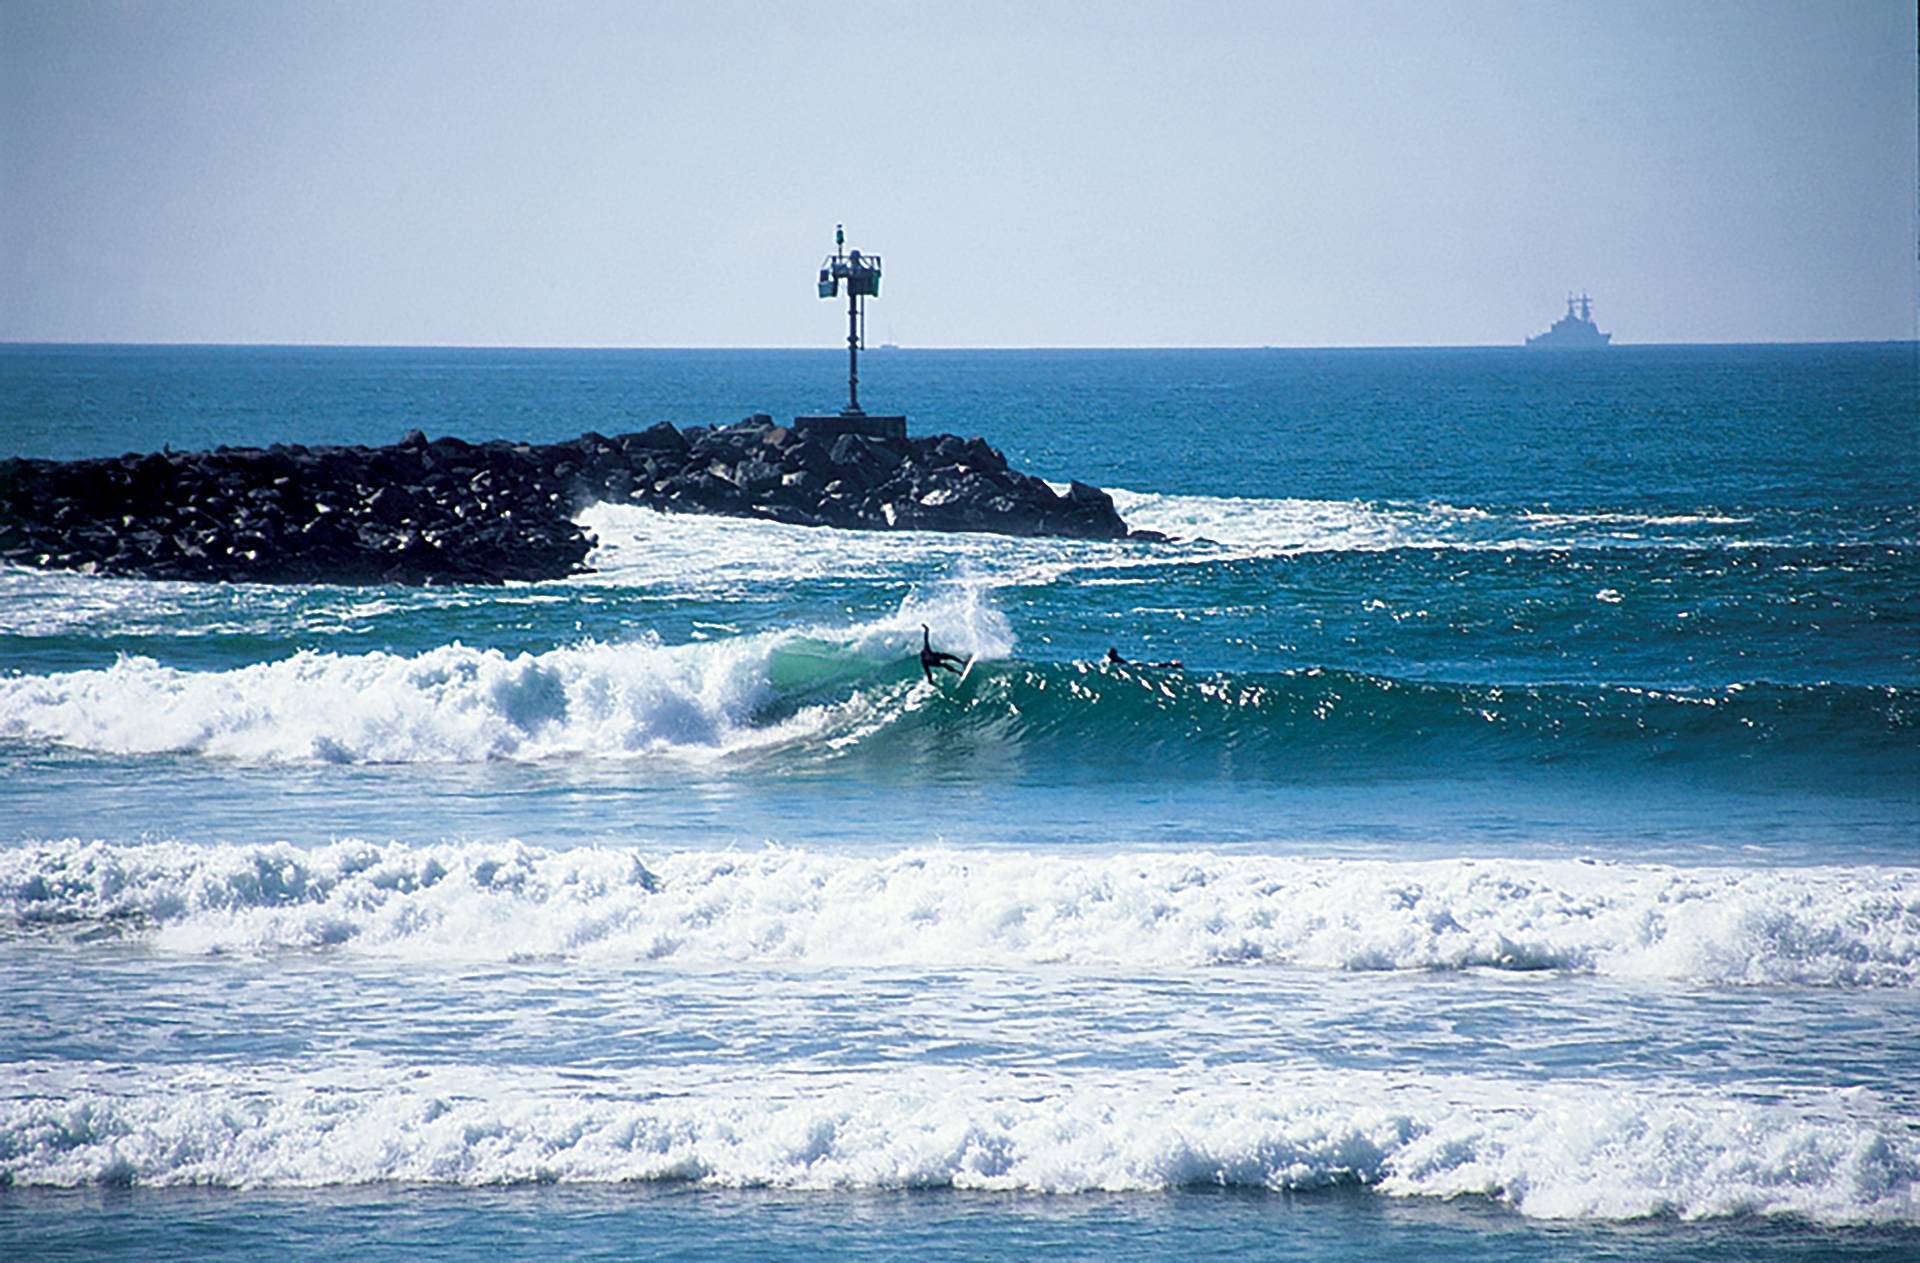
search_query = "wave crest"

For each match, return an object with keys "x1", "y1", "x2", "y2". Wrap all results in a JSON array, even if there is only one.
[{"x1": 1, "y1": 616, "x2": 1909, "y2": 774}]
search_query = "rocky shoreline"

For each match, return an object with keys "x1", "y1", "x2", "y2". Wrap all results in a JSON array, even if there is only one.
[{"x1": 0, "y1": 417, "x2": 1146, "y2": 586}]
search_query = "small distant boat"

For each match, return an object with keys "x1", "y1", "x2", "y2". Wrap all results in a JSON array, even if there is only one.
[{"x1": 1526, "y1": 293, "x2": 1612, "y2": 348}]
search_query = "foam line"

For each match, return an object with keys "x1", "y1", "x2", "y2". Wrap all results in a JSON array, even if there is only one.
[
  {"x1": 2, "y1": 1061, "x2": 1912, "y2": 1223},
  {"x1": 5, "y1": 841, "x2": 1916, "y2": 986},
  {"x1": 571, "y1": 492, "x2": 1804, "y2": 596}
]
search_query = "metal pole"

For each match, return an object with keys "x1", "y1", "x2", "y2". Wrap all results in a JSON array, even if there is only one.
[{"x1": 847, "y1": 285, "x2": 860, "y2": 413}]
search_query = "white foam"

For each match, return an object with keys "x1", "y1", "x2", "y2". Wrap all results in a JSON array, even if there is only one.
[
  {"x1": 1111, "y1": 491, "x2": 1773, "y2": 557},
  {"x1": 568, "y1": 493, "x2": 1782, "y2": 600},
  {"x1": 6, "y1": 841, "x2": 1915, "y2": 986},
  {"x1": 574, "y1": 493, "x2": 1487, "y2": 587},
  {"x1": 573, "y1": 501, "x2": 1127, "y2": 593},
  {"x1": 0, "y1": 588, "x2": 1011, "y2": 764},
  {"x1": 1114, "y1": 490, "x2": 1442, "y2": 554},
  {"x1": 2, "y1": 1059, "x2": 1911, "y2": 1222}
]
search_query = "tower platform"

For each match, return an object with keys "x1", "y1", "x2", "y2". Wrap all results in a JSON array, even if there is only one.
[{"x1": 792, "y1": 414, "x2": 907, "y2": 440}]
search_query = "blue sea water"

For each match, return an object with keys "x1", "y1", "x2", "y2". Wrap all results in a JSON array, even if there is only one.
[{"x1": 0, "y1": 342, "x2": 1917, "y2": 1259}]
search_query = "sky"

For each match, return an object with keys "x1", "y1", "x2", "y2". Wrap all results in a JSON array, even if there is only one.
[{"x1": 2, "y1": 0, "x2": 1915, "y2": 347}]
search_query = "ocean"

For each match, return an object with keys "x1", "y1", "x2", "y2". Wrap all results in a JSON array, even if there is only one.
[{"x1": 1, "y1": 342, "x2": 1916, "y2": 1260}]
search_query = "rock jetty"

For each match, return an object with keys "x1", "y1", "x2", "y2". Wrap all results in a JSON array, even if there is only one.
[{"x1": 0, "y1": 417, "x2": 1141, "y2": 586}]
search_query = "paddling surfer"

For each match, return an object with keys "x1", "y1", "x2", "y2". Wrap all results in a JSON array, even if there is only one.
[
  {"x1": 1105, "y1": 646, "x2": 1183, "y2": 669},
  {"x1": 920, "y1": 624, "x2": 967, "y2": 683}
]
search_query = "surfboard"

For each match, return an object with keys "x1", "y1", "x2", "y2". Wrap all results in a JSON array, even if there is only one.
[{"x1": 956, "y1": 653, "x2": 978, "y2": 685}]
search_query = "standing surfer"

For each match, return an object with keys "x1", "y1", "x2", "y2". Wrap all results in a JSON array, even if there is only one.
[{"x1": 919, "y1": 625, "x2": 967, "y2": 683}]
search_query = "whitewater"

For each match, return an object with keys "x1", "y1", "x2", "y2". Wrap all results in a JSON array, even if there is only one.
[
  {"x1": 6, "y1": 840, "x2": 1919, "y2": 987},
  {"x1": 7, "y1": 1058, "x2": 1915, "y2": 1224},
  {"x1": 3, "y1": 343, "x2": 1916, "y2": 1262}
]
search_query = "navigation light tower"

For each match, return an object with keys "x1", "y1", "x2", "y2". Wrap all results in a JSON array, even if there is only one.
[{"x1": 817, "y1": 224, "x2": 882, "y2": 415}]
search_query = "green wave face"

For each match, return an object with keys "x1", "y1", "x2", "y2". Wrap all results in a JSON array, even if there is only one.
[{"x1": 759, "y1": 653, "x2": 1918, "y2": 787}]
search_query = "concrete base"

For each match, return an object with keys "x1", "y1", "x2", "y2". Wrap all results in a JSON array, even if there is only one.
[{"x1": 793, "y1": 414, "x2": 907, "y2": 440}]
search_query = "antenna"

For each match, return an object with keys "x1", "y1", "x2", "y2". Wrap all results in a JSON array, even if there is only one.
[{"x1": 816, "y1": 224, "x2": 882, "y2": 415}]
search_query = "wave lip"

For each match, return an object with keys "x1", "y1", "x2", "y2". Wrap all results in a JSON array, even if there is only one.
[
  {"x1": 6, "y1": 840, "x2": 1917, "y2": 987},
  {"x1": 2, "y1": 1064, "x2": 1913, "y2": 1224}
]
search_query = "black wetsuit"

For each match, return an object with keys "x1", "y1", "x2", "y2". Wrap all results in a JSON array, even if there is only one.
[
  {"x1": 1107, "y1": 646, "x2": 1182, "y2": 669},
  {"x1": 920, "y1": 625, "x2": 966, "y2": 682}
]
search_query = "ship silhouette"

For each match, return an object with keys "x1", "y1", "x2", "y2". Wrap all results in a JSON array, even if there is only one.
[{"x1": 1526, "y1": 293, "x2": 1612, "y2": 348}]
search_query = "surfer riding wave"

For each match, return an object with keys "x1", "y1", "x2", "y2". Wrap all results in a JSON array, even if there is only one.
[{"x1": 919, "y1": 625, "x2": 967, "y2": 683}]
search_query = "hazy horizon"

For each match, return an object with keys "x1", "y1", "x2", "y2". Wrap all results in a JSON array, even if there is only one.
[
  {"x1": 4, "y1": 1, "x2": 1916, "y2": 348},
  {"x1": 7, "y1": 336, "x2": 1918, "y2": 352}
]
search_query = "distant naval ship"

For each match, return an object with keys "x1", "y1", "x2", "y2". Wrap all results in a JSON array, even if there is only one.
[{"x1": 1526, "y1": 293, "x2": 1612, "y2": 348}]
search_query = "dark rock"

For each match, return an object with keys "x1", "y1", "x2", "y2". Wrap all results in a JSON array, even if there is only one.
[
  {"x1": 787, "y1": 438, "x2": 833, "y2": 473},
  {"x1": 735, "y1": 458, "x2": 784, "y2": 494},
  {"x1": 365, "y1": 485, "x2": 415, "y2": 526},
  {"x1": 0, "y1": 419, "x2": 1135, "y2": 586},
  {"x1": 621, "y1": 422, "x2": 688, "y2": 454}
]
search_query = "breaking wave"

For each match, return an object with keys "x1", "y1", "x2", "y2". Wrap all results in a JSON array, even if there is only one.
[
  {"x1": 0, "y1": 618, "x2": 1909, "y2": 776},
  {"x1": 5, "y1": 840, "x2": 1917, "y2": 986},
  {"x1": 0, "y1": 588, "x2": 1011, "y2": 764},
  {"x1": 2, "y1": 1060, "x2": 1913, "y2": 1223}
]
